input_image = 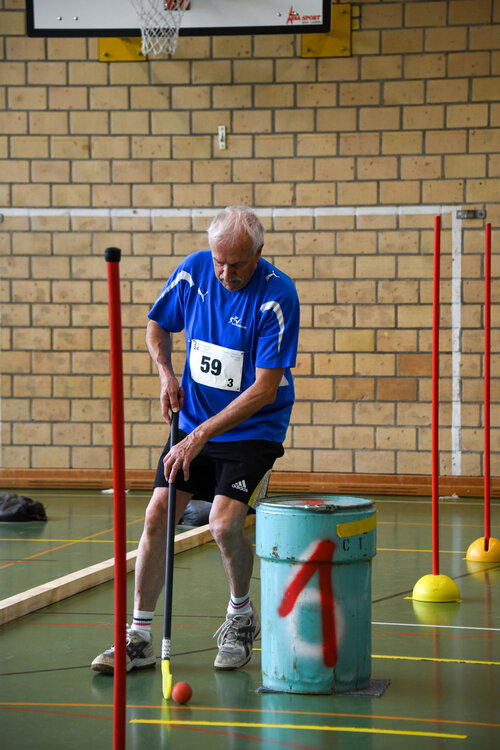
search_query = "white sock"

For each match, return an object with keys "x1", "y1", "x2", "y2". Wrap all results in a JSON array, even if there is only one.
[
  {"x1": 131, "y1": 609, "x2": 154, "y2": 640},
  {"x1": 227, "y1": 593, "x2": 251, "y2": 616}
]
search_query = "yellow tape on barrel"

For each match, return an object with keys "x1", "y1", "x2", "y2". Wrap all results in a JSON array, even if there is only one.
[{"x1": 336, "y1": 513, "x2": 377, "y2": 538}]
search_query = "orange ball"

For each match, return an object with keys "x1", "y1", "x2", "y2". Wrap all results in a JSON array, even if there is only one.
[{"x1": 171, "y1": 681, "x2": 192, "y2": 704}]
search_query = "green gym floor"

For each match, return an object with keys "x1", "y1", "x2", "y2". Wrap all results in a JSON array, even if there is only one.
[{"x1": 1, "y1": 489, "x2": 499, "y2": 749}]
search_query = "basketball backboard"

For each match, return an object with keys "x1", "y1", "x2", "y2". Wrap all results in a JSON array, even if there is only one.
[{"x1": 26, "y1": 1, "x2": 331, "y2": 38}]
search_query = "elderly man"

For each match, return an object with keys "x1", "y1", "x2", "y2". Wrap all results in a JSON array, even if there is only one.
[{"x1": 92, "y1": 206, "x2": 300, "y2": 674}]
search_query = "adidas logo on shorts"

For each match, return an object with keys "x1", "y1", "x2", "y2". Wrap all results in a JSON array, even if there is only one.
[{"x1": 231, "y1": 479, "x2": 248, "y2": 492}]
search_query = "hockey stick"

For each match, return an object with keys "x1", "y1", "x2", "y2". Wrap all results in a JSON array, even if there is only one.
[{"x1": 161, "y1": 409, "x2": 179, "y2": 700}]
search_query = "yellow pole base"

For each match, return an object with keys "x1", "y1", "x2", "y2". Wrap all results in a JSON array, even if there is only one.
[
  {"x1": 466, "y1": 536, "x2": 500, "y2": 562},
  {"x1": 412, "y1": 573, "x2": 461, "y2": 603}
]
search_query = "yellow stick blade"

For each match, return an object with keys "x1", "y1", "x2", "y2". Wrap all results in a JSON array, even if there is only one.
[{"x1": 161, "y1": 659, "x2": 172, "y2": 700}]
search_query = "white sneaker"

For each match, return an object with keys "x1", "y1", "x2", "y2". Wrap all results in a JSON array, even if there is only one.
[
  {"x1": 91, "y1": 626, "x2": 156, "y2": 673},
  {"x1": 213, "y1": 602, "x2": 260, "y2": 670}
]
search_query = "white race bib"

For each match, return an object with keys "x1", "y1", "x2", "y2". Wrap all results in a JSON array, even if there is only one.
[{"x1": 190, "y1": 339, "x2": 243, "y2": 392}]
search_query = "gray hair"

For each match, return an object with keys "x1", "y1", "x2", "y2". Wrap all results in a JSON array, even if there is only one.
[{"x1": 207, "y1": 206, "x2": 264, "y2": 255}]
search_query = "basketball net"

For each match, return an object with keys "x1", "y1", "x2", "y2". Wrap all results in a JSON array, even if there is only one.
[{"x1": 131, "y1": 0, "x2": 190, "y2": 57}]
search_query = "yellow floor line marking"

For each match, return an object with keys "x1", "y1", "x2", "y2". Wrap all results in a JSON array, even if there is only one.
[
  {"x1": 252, "y1": 649, "x2": 499, "y2": 666},
  {"x1": 377, "y1": 548, "x2": 465, "y2": 554},
  {"x1": 215, "y1": 543, "x2": 468, "y2": 554},
  {"x1": 372, "y1": 654, "x2": 500, "y2": 666},
  {"x1": 131, "y1": 705, "x2": 498, "y2": 729},
  {"x1": 0, "y1": 538, "x2": 139, "y2": 544},
  {"x1": 0, "y1": 538, "x2": 137, "y2": 544},
  {"x1": 1, "y1": 702, "x2": 498, "y2": 729},
  {"x1": 0, "y1": 703, "x2": 112, "y2": 712},
  {"x1": 0, "y1": 518, "x2": 144, "y2": 571},
  {"x1": 130, "y1": 718, "x2": 466, "y2": 740}
]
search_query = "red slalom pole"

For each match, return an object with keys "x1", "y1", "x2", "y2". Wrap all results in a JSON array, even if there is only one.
[
  {"x1": 105, "y1": 247, "x2": 127, "y2": 750},
  {"x1": 465, "y1": 222, "x2": 500, "y2": 564},
  {"x1": 410, "y1": 218, "x2": 460, "y2": 601},
  {"x1": 413, "y1": 215, "x2": 460, "y2": 602},
  {"x1": 484, "y1": 223, "x2": 491, "y2": 551},
  {"x1": 432, "y1": 216, "x2": 441, "y2": 576}
]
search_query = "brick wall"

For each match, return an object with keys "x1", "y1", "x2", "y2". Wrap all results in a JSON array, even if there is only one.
[{"x1": 0, "y1": 0, "x2": 499, "y2": 477}]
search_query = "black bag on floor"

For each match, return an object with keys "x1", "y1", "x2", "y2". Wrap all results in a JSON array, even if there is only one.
[
  {"x1": 0, "y1": 492, "x2": 47, "y2": 522},
  {"x1": 180, "y1": 499, "x2": 211, "y2": 526}
]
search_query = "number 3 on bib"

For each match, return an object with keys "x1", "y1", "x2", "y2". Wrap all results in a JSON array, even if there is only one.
[{"x1": 190, "y1": 339, "x2": 243, "y2": 392}]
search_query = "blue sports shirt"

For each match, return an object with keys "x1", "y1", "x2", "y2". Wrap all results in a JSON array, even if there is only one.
[{"x1": 148, "y1": 250, "x2": 300, "y2": 443}]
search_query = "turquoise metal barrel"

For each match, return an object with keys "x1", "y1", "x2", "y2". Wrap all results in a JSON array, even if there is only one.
[{"x1": 256, "y1": 495, "x2": 376, "y2": 694}]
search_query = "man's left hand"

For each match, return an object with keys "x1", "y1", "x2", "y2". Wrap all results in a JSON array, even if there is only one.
[{"x1": 163, "y1": 431, "x2": 205, "y2": 483}]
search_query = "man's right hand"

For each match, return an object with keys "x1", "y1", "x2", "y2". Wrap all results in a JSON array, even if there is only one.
[
  {"x1": 159, "y1": 376, "x2": 184, "y2": 425},
  {"x1": 146, "y1": 320, "x2": 184, "y2": 425}
]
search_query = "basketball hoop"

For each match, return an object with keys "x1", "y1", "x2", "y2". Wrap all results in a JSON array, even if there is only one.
[{"x1": 131, "y1": 0, "x2": 190, "y2": 57}]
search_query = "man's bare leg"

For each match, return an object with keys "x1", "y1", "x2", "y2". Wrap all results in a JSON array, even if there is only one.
[
  {"x1": 134, "y1": 486, "x2": 192, "y2": 612},
  {"x1": 91, "y1": 486, "x2": 192, "y2": 673},
  {"x1": 209, "y1": 495, "x2": 253, "y2": 599},
  {"x1": 209, "y1": 495, "x2": 258, "y2": 670}
]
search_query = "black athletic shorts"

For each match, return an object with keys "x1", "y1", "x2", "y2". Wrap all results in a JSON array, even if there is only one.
[{"x1": 154, "y1": 430, "x2": 284, "y2": 507}]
